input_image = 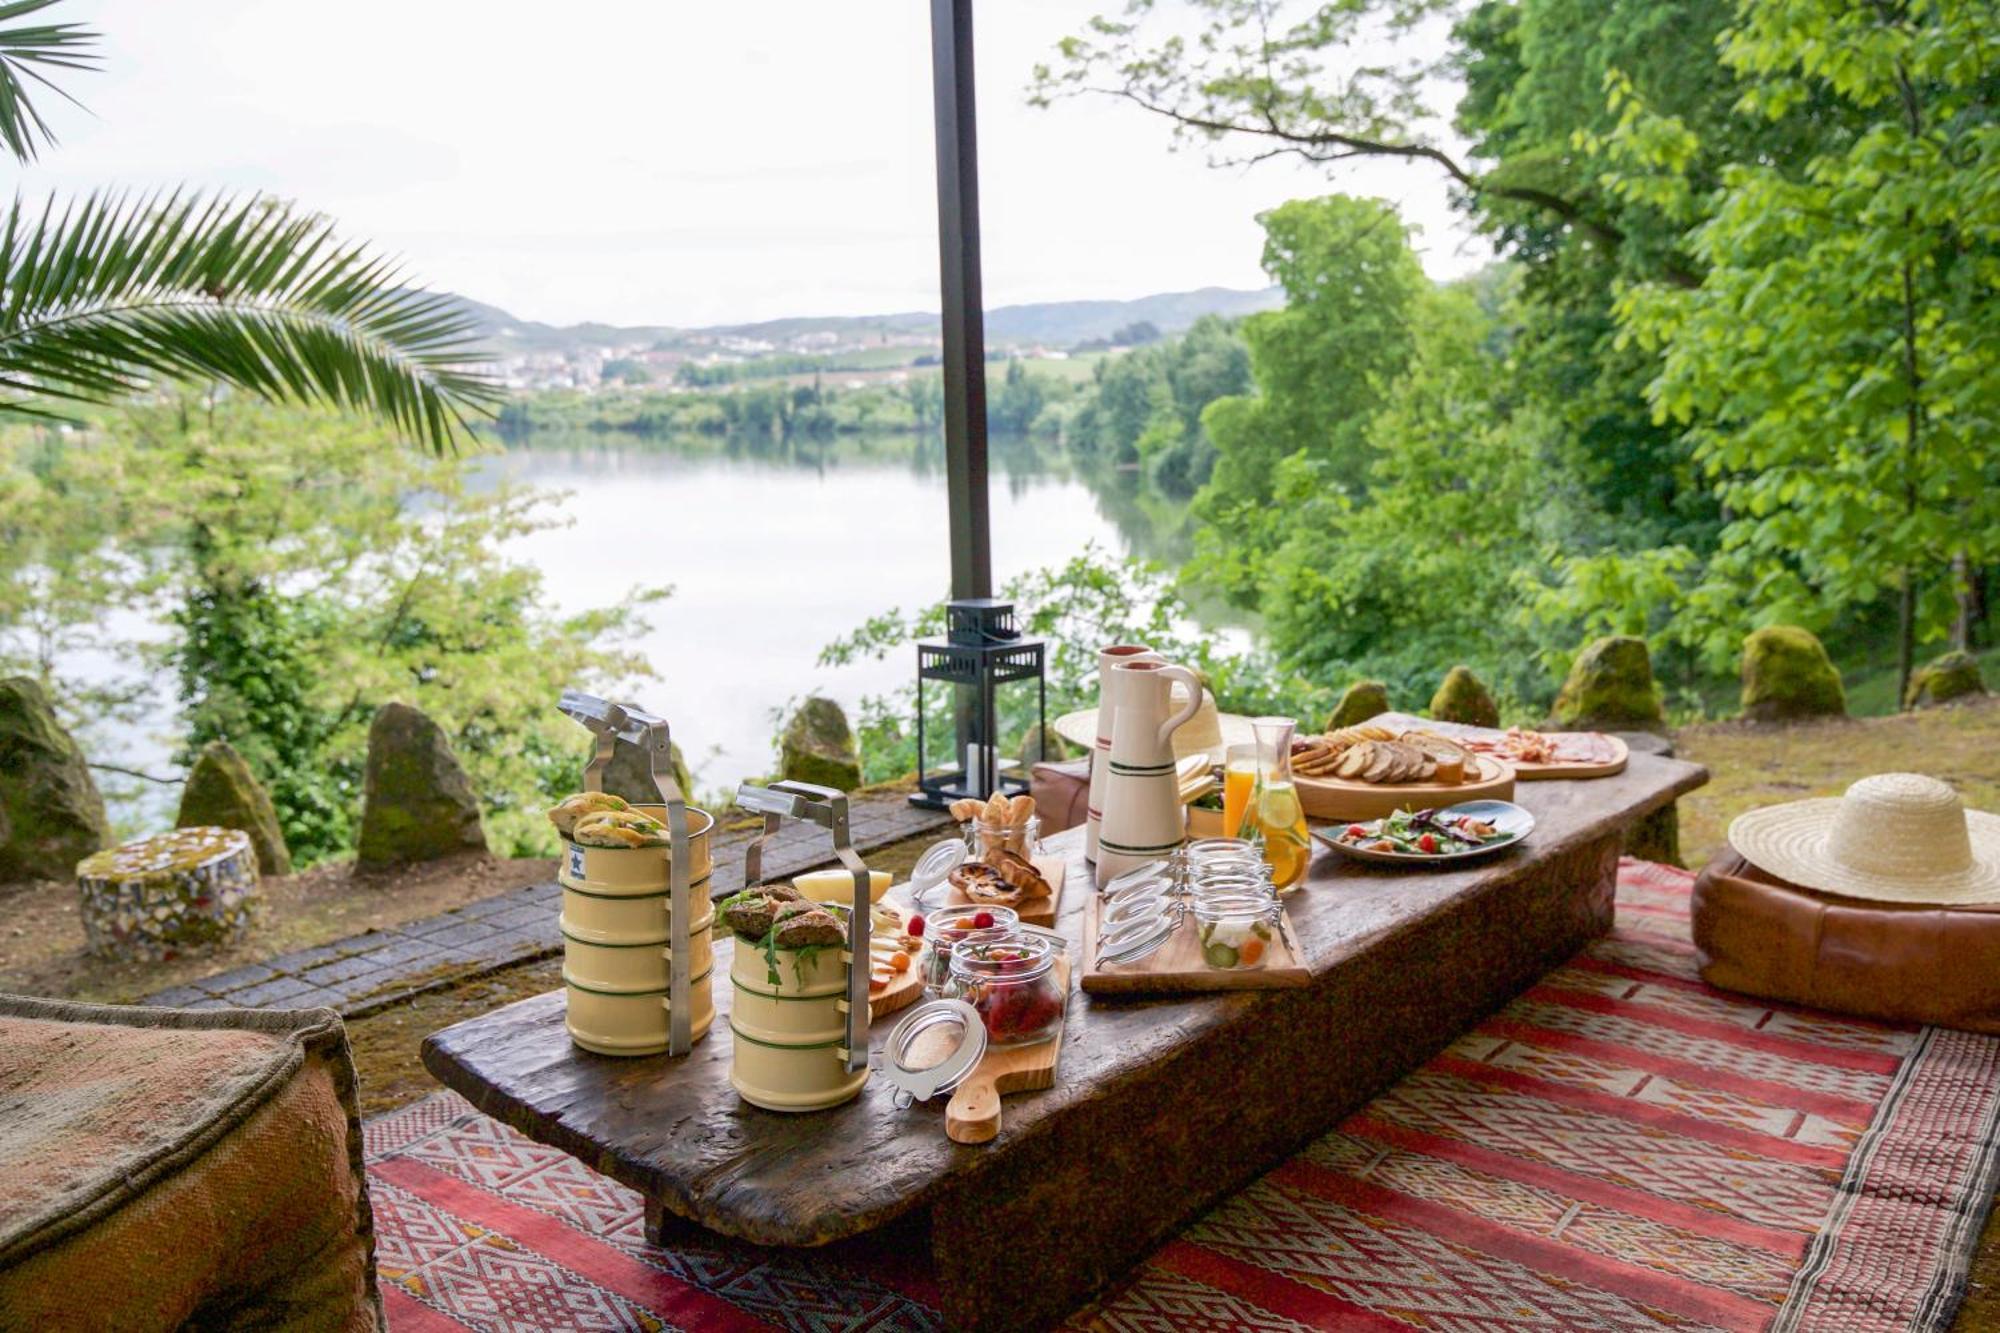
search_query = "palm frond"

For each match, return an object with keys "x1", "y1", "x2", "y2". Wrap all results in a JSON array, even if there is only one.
[
  {"x1": 0, "y1": 191, "x2": 500, "y2": 453},
  {"x1": 0, "y1": 0, "x2": 98, "y2": 162}
]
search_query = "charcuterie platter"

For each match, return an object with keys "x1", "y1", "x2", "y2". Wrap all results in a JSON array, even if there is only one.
[{"x1": 1460, "y1": 728, "x2": 1628, "y2": 780}]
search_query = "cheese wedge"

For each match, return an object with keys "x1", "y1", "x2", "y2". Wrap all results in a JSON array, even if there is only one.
[{"x1": 793, "y1": 868, "x2": 892, "y2": 904}]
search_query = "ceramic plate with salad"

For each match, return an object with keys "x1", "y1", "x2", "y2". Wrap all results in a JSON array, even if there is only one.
[{"x1": 1316, "y1": 799, "x2": 1534, "y2": 864}]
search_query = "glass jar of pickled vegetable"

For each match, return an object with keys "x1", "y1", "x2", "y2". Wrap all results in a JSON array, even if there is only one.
[{"x1": 1192, "y1": 893, "x2": 1280, "y2": 971}]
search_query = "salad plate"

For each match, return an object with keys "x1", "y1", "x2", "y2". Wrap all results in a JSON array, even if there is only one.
[{"x1": 1315, "y1": 799, "x2": 1534, "y2": 865}]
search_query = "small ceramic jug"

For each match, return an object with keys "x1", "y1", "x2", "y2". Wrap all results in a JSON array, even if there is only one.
[
  {"x1": 1096, "y1": 660, "x2": 1203, "y2": 887},
  {"x1": 1086, "y1": 644, "x2": 1160, "y2": 863}
]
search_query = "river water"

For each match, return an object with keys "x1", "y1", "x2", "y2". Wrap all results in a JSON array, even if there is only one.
[
  {"x1": 90, "y1": 429, "x2": 1204, "y2": 829},
  {"x1": 486, "y1": 429, "x2": 1193, "y2": 799}
]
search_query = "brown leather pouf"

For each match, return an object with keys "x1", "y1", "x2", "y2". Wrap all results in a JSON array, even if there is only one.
[
  {"x1": 1031, "y1": 757, "x2": 1091, "y2": 835},
  {"x1": 0, "y1": 995, "x2": 381, "y2": 1331},
  {"x1": 1692, "y1": 850, "x2": 2000, "y2": 1034}
]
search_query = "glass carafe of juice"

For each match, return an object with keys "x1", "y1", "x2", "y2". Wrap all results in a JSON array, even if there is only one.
[
  {"x1": 1247, "y1": 717, "x2": 1310, "y2": 892},
  {"x1": 1222, "y1": 743, "x2": 1257, "y2": 843}
]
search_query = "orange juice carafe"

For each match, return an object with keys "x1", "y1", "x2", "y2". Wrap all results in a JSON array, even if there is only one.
[
  {"x1": 1244, "y1": 717, "x2": 1310, "y2": 892},
  {"x1": 1222, "y1": 744, "x2": 1257, "y2": 839}
]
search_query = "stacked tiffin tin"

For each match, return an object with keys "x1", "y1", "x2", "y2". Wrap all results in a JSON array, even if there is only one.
[{"x1": 554, "y1": 690, "x2": 715, "y2": 1057}]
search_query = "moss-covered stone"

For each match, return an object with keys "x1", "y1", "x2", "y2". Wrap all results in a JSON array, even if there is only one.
[
  {"x1": 0, "y1": 676, "x2": 107, "y2": 882},
  {"x1": 1907, "y1": 650, "x2": 1985, "y2": 709},
  {"x1": 780, "y1": 695, "x2": 861, "y2": 792},
  {"x1": 1325, "y1": 679, "x2": 1391, "y2": 731},
  {"x1": 1740, "y1": 626, "x2": 1846, "y2": 722},
  {"x1": 357, "y1": 702, "x2": 487, "y2": 868},
  {"x1": 1553, "y1": 636, "x2": 1666, "y2": 732},
  {"x1": 176, "y1": 739, "x2": 291, "y2": 875},
  {"x1": 597, "y1": 736, "x2": 697, "y2": 806},
  {"x1": 1429, "y1": 666, "x2": 1499, "y2": 728}
]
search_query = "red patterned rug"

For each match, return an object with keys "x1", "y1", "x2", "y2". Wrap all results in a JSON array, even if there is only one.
[{"x1": 366, "y1": 859, "x2": 2000, "y2": 1331}]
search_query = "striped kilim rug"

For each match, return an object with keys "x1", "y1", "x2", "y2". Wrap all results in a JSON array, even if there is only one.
[{"x1": 366, "y1": 859, "x2": 2000, "y2": 1331}]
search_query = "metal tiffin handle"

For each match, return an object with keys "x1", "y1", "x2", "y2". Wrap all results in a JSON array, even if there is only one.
[
  {"x1": 733, "y1": 779, "x2": 873, "y2": 1074},
  {"x1": 560, "y1": 688, "x2": 696, "y2": 1057}
]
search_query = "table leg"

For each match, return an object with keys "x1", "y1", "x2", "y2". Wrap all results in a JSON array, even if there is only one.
[{"x1": 929, "y1": 831, "x2": 1621, "y2": 1331}]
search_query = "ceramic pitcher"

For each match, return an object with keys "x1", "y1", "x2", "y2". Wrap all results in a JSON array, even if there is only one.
[
  {"x1": 1096, "y1": 660, "x2": 1203, "y2": 887},
  {"x1": 1085, "y1": 644, "x2": 1160, "y2": 862}
]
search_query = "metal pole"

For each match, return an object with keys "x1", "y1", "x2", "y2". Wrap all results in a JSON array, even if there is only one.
[{"x1": 930, "y1": 0, "x2": 992, "y2": 601}]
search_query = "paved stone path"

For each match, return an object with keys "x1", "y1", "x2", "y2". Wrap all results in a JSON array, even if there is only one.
[{"x1": 142, "y1": 794, "x2": 952, "y2": 1018}]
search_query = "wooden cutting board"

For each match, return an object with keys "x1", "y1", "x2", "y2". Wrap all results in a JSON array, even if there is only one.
[
  {"x1": 865, "y1": 903, "x2": 925, "y2": 1020},
  {"x1": 1295, "y1": 754, "x2": 1516, "y2": 822},
  {"x1": 942, "y1": 853, "x2": 1067, "y2": 928},
  {"x1": 945, "y1": 958, "x2": 1069, "y2": 1145},
  {"x1": 1487, "y1": 732, "x2": 1628, "y2": 781},
  {"x1": 1080, "y1": 892, "x2": 1310, "y2": 994}
]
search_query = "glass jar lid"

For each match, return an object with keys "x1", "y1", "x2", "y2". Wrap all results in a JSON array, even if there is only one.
[
  {"x1": 905, "y1": 838, "x2": 968, "y2": 906},
  {"x1": 1097, "y1": 902, "x2": 1181, "y2": 966},
  {"x1": 879, "y1": 999, "x2": 987, "y2": 1109},
  {"x1": 930, "y1": 904, "x2": 1020, "y2": 941},
  {"x1": 950, "y1": 933, "x2": 1056, "y2": 985}
]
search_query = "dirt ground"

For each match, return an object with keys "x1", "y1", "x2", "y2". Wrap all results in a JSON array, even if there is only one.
[
  {"x1": 0, "y1": 852, "x2": 556, "y2": 1004},
  {"x1": 1674, "y1": 695, "x2": 1998, "y2": 869}
]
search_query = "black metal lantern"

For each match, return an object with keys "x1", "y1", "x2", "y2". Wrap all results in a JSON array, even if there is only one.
[{"x1": 910, "y1": 597, "x2": 1046, "y2": 809}]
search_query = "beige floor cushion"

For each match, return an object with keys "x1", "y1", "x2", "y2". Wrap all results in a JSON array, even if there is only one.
[{"x1": 0, "y1": 995, "x2": 381, "y2": 1331}]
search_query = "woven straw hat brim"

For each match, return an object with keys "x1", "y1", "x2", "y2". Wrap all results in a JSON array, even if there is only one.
[
  {"x1": 1728, "y1": 799, "x2": 2000, "y2": 904},
  {"x1": 1051, "y1": 705, "x2": 1259, "y2": 763}
]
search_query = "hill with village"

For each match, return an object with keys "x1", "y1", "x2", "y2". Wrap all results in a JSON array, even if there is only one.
[{"x1": 453, "y1": 286, "x2": 1282, "y2": 392}]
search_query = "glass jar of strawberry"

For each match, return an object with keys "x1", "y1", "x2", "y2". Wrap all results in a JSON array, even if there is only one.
[
  {"x1": 947, "y1": 934, "x2": 1065, "y2": 1047},
  {"x1": 920, "y1": 905, "x2": 1019, "y2": 996}
]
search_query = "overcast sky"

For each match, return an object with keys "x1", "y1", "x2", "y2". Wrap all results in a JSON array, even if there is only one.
[{"x1": 14, "y1": 1, "x2": 1489, "y2": 327}]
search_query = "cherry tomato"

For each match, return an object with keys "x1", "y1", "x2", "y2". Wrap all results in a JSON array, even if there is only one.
[
  {"x1": 1417, "y1": 833, "x2": 1439, "y2": 854},
  {"x1": 1345, "y1": 824, "x2": 1367, "y2": 838}
]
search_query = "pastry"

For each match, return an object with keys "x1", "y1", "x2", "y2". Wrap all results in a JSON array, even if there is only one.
[
  {"x1": 989, "y1": 848, "x2": 1050, "y2": 900},
  {"x1": 950, "y1": 862, "x2": 1022, "y2": 907}
]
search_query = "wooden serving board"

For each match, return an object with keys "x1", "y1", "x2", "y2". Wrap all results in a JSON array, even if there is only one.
[
  {"x1": 865, "y1": 903, "x2": 925, "y2": 1020},
  {"x1": 942, "y1": 853, "x2": 1068, "y2": 928},
  {"x1": 1295, "y1": 754, "x2": 1516, "y2": 822},
  {"x1": 945, "y1": 958, "x2": 1069, "y2": 1145},
  {"x1": 1491, "y1": 732, "x2": 1628, "y2": 781},
  {"x1": 1080, "y1": 892, "x2": 1310, "y2": 994}
]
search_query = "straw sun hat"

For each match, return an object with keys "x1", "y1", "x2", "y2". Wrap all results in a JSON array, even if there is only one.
[
  {"x1": 1051, "y1": 688, "x2": 1259, "y2": 766},
  {"x1": 1727, "y1": 773, "x2": 2000, "y2": 905}
]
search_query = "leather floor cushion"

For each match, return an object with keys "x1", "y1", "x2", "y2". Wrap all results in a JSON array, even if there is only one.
[
  {"x1": 1032, "y1": 757, "x2": 1091, "y2": 835},
  {"x1": 0, "y1": 994, "x2": 381, "y2": 1331},
  {"x1": 1692, "y1": 850, "x2": 2000, "y2": 1034}
]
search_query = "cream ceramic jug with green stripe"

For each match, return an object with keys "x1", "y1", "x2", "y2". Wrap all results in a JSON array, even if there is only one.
[{"x1": 1096, "y1": 659, "x2": 1203, "y2": 887}]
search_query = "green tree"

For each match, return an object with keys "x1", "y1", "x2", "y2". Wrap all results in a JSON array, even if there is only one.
[
  {"x1": 1613, "y1": 0, "x2": 2000, "y2": 704},
  {"x1": 0, "y1": 3, "x2": 492, "y2": 451},
  {"x1": 1, "y1": 398, "x2": 664, "y2": 858},
  {"x1": 1193, "y1": 195, "x2": 1427, "y2": 603}
]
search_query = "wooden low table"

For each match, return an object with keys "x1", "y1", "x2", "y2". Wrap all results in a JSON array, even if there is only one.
[{"x1": 423, "y1": 753, "x2": 1706, "y2": 1331}]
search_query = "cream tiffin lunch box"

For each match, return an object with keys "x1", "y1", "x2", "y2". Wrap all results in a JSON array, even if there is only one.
[
  {"x1": 557, "y1": 804, "x2": 714, "y2": 894},
  {"x1": 728, "y1": 937, "x2": 868, "y2": 1112},
  {"x1": 563, "y1": 968, "x2": 716, "y2": 1056},
  {"x1": 559, "y1": 804, "x2": 716, "y2": 1056},
  {"x1": 559, "y1": 803, "x2": 713, "y2": 954},
  {"x1": 561, "y1": 910, "x2": 715, "y2": 993}
]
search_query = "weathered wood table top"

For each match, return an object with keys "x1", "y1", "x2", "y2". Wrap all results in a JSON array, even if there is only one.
[{"x1": 422, "y1": 752, "x2": 1705, "y2": 1251}]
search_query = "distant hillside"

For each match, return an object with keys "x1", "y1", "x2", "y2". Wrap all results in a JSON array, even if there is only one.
[{"x1": 455, "y1": 286, "x2": 1283, "y2": 357}]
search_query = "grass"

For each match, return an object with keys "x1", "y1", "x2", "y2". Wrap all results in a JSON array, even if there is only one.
[
  {"x1": 1843, "y1": 644, "x2": 2000, "y2": 717},
  {"x1": 1673, "y1": 694, "x2": 1998, "y2": 868}
]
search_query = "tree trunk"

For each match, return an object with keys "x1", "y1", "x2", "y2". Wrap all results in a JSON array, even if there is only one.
[
  {"x1": 1898, "y1": 568, "x2": 1917, "y2": 711},
  {"x1": 1953, "y1": 552, "x2": 1975, "y2": 651}
]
